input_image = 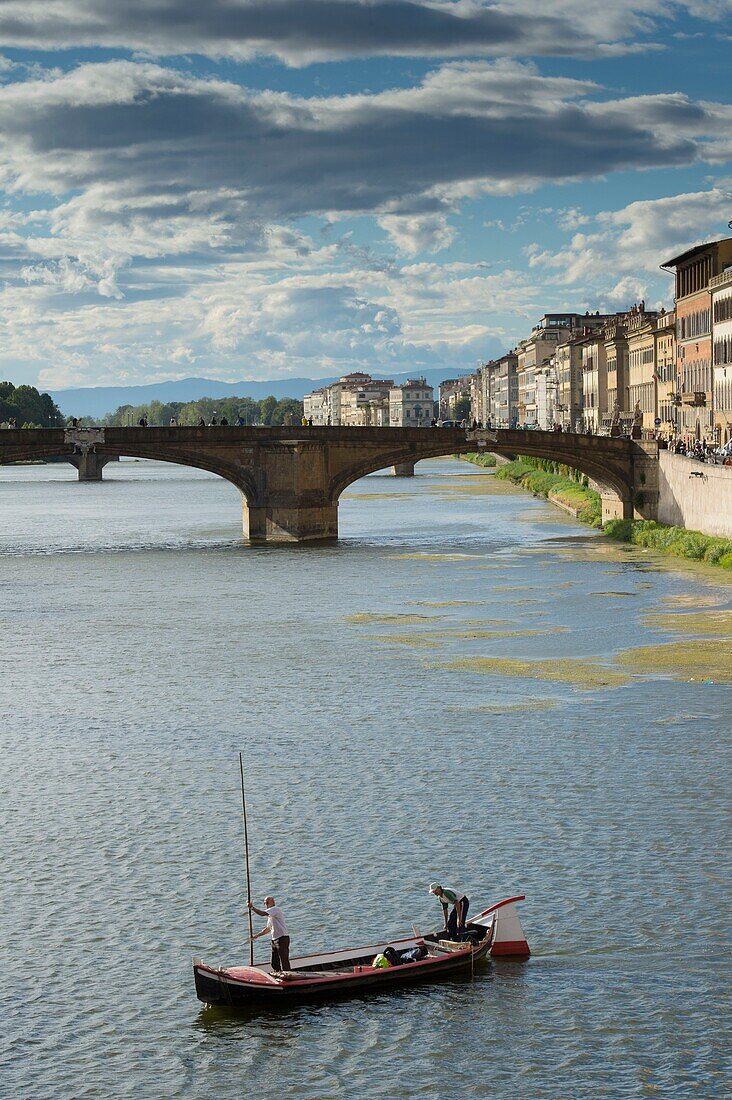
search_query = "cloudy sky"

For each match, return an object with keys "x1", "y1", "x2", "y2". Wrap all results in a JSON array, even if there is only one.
[{"x1": 0, "y1": 1, "x2": 730, "y2": 390}]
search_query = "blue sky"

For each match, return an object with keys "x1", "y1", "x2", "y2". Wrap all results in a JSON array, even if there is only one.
[{"x1": 0, "y1": 0, "x2": 730, "y2": 391}]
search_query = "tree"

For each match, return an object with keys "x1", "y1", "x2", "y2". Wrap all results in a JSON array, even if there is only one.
[
  {"x1": 272, "y1": 398, "x2": 304, "y2": 425},
  {"x1": 0, "y1": 380, "x2": 64, "y2": 427},
  {"x1": 259, "y1": 395, "x2": 278, "y2": 425}
]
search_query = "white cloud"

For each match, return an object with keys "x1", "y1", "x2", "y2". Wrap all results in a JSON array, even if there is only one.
[
  {"x1": 526, "y1": 186, "x2": 732, "y2": 304},
  {"x1": 377, "y1": 212, "x2": 455, "y2": 254},
  {"x1": 0, "y1": 2, "x2": 728, "y2": 63},
  {"x1": 0, "y1": 55, "x2": 727, "y2": 388}
]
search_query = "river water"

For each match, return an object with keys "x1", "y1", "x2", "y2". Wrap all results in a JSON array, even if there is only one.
[{"x1": 1, "y1": 457, "x2": 729, "y2": 1099}]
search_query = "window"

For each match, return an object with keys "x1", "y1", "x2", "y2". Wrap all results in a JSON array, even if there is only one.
[
  {"x1": 713, "y1": 294, "x2": 732, "y2": 324},
  {"x1": 678, "y1": 308, "x2": 711, "y2": 340}
]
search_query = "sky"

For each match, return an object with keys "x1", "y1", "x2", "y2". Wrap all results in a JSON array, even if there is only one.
[{"x1": 0, "y1": 1, "x2": 730, "y2": 391}]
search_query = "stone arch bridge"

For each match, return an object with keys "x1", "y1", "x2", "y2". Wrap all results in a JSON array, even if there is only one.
[{"x1": 0, "y1": 425, "x2": 659, "y2": 542}]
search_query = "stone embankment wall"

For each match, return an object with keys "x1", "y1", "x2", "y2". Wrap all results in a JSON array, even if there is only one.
[{"x1": 657, "y1": 452, "x2": 732, "y2": 538}]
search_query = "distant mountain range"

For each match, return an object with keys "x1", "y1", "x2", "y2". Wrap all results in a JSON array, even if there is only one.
[{"x1": 49, "y1": 369, "x2": 457, "y2": 417}]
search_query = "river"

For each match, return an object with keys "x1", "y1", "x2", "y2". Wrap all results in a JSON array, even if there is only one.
[{"x1": 1, "y1": 457, "x2": 729, "y2": 1099}]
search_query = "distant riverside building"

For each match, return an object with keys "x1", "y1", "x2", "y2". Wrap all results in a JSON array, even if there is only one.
[
  {"x1": 535, "y1": 357, "x2": 560, "y2": 430},
  {"x1": 655, "y1": 309, "x2": 676, "y2": 434},
  {"x1": 303, "y1": 388, "x2": 328, "y2": 425},
  {"x1": 581, "y1": 334, "x2": 607, "y2": 433},
  {"x1": 469, "y1": 353, "x2": 517, "y2": 427},
  {"x1": 517, "y1": 313, "x2": 612, "y2": 427},
  {"x1": 340, "y1": 376, "x2": 394, "y2": 425},
  {"x1": 389, "y1": 379, "x2": 434, "y2": 426},
  {"x1": 711, "y1": 265, "x2": 732, "y2": 445},
  {"x1": 555, "y1": 333, "x2": 594, "y2": 431},
  {"x1": 490, "y1": 352, "x2": 519, "y2": 427},
  {"x1": 662, "y1": 237, "x2": 732, "y2": 439},
  {"x1": 303, "y1": 373, "x2": 432, "y2": 427},
  {"x1": 470, "y1": 368, "x2": 485, "y2": 426},
  {"x1": 303, "y1": 372, "x2": 394, "y2": 426},
  {"x1": 626, "y1": 307, "x2": 663, "y2": 432},
  {"x1": 439, "y1": 376, "x2": 471, "y2": 420}
]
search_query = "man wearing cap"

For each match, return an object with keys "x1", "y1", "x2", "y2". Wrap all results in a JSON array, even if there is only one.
[
  {"x1": 249, "y1": 895, "x2": 291, "y2": 972},
  {"x1": 429, "y1": 882, "x2": 470, "y2": 940}
]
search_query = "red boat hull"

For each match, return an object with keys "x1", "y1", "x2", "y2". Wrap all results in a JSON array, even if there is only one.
[{"x1": 194, "y1": 936, "x2": 491, "y2": 1006}]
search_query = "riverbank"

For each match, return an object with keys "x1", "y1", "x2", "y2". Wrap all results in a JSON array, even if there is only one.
[{"x1": 464, "y1": 453, "x2": 732, "y2": 570}]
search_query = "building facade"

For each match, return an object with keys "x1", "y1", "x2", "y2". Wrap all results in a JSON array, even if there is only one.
[
  {"x1": 603, "y1": 317, "x2": 630, "y2": 429},
  {"x1": 388, "y1": 379, "x2": 434, "y2": 426},
  {"x1": 303, "y1": 388, "x2": 328, "y2": 425},
  {"x1": 489, "y1": 352, "x2": 519, "y2": 427},
  {"x1": 712, "y1": 266, "x2": 732, "y2": 444},
  {"x1": 655, "y1": 309, "x2": 676, "y2": 434},
  {"x1": 439, "y1": 376, "x2": 472, "y2": 420},
  {"x1": 340, "y1": 376, "x2": 394, "y2": 425},
  {"x1": 626, "y1": 308, "x2": 660, "y2": 432},
  {"x1": 555, "y1": 335, "x2": 588, "y2": 431},
  {"x1": 517, "y1": 313, "x2": 613, "y2": 427},
  {"x1": 662, "y1": 238, "x2": 732, "y2": 439},
  {"x1": 581, "y1": 335, "x2": 607, "y2": 433}
]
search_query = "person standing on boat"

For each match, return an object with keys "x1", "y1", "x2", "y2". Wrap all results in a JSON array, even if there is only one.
[
  {"x1": 249, "y1": 896, "x2": 291, "y2": 972},
  {"x1": 429, "y1": 883, "x2": 469, "y2": 940}
]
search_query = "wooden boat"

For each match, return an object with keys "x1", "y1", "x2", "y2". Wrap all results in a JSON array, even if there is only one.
[{"x1": 193, "y1": 894, "x2": 530, "y2": 1006}]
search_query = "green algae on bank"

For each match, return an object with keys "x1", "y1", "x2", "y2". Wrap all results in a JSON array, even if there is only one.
[
  {"x1": 589, "y1": 591, "x2": 638, "y2": 598},
  {"x1": 370, "y1": 633, "x2": 442, "y2": 648},
  {"x1": 345, "y1": 612, "x2": 437, "y2": 625},
  {"x1": 437, "y1": 626, "x2": 568, "y2": 639},
  {"x1": 433, "y1": 655, "x2": 631, "y2": 689},
  {"x1": 661, "y1": 594, "x2": 726, "y2": 608},
  {"x1": 616, "y1": 641, "x2": 732, "y2": 683},
  {"x1": 412, "y1": 600, "x2": 487, "y2": 607},
  {"x1": 641, "y1": 609, "x2": 732, "y2": 637}
]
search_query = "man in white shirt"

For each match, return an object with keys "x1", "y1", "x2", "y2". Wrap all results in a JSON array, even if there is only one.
[{"x1": 249, "y1": 896, "x2": 291, "y2": 972}]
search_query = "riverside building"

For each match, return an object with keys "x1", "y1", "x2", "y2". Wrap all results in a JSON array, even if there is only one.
[
  {"x1": 388, "y1": 379, "x2": 434, "y2": 426},
  {"x1": 655, "y1": 309, "x2": 677, "y2": 434},
  {"x1": 626, "y1": 306, "x2": 661, "y2": 432},
  {"x1": 439, "y1": 376, "x2": 472, "y2": 420},
  {"x1": 555, "y1": 333, "x2": 592, "y2": 431},
  {"x1": 303, "y1": 372, "x2": 394, "y2": 426},
  {"x1": 712, "y1": 265, "x2": 732, "y2": 445},
  {"x1": 662, "y1": 237, "x2": 732, "y2": 439},
  {"x1": 517, "y1": 313, "x2": 612, "y2": 427},
  {"x1": 603, "y1": 316, "x2": 630, "y2": 428},
  {"x1": 303, "y1": 388, "x2": 328, "y2": 425},
  {"x1": 581, "y1": 334, "x2": 607, "y2": 433},
  {"x1": 483, "y1": 352, "x2": 518, "y2": 427}
]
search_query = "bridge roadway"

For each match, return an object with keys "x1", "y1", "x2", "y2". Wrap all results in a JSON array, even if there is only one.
[{"x1": 0, "y1": 425, "x2": 659, "y2": 542}]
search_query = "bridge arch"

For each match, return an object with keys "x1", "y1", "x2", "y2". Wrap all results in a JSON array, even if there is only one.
[
  {"x1": 329, "y1": 437, "x2": 633, "y2": 515},
  {"x1": 0, "y1": 443, "x2": 261, "y2": 506}
]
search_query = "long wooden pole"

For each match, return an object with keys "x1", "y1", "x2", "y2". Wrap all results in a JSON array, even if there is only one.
[{"x1": 238, "y1": 752, "x2": 254, "y2": 965}]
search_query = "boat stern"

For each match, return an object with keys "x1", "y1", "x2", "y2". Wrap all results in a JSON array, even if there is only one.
[{"x1": 469, "y1": 896, "x2": 531, "y2": 960}]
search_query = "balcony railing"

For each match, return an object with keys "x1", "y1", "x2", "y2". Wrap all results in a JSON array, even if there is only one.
[{"x1": 709, "y1": 267, "x2": 732, "y2": 290}]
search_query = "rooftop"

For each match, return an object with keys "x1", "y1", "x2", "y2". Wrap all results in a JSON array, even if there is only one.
[{"x1": 661, "y1": 235, "x2": 732, "y2": 270}]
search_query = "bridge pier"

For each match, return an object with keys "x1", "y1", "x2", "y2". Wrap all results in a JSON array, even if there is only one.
[
  {"x1": 391, "y1": 462, "x2": 415, "y2": 477},
  {"x1": 67, "y1": 452, "x2": 112, "y2": 481},
  {"x1": 600, "y1": 493, "x2": 634, "y2": 523},
  {"x1": 243, "y1": 499, "x2": 339, "y2": 543}
]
